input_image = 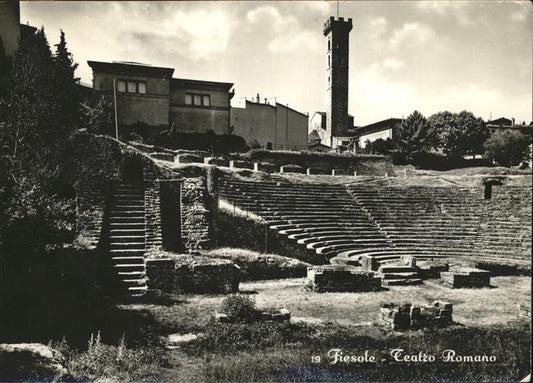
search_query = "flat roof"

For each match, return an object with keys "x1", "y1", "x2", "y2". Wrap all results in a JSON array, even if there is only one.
[
  {"x1": 87, "y1": 60, "x2": 175, "y2": 77},
  {"x1": 172, "y1": 77, "x2": 233, "y2": 92}
]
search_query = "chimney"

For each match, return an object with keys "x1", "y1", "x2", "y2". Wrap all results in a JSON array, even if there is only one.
[
  {"x1": 512, "y1": 118, "x2": 515, "y2": 126},
  {"x1": 256, "y1": 93, "x2": 260, "y2": 103}
]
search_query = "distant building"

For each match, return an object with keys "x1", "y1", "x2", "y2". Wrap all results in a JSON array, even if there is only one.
[
  {"x1": 308, "y1": 129, "x2": 331, "y2": 152},
  {"x1": 486, "y1": 117, "x2": 531, "y2": 136},
  {"x1": 353, "y1": 118, "x2": 402, "y2": 148},
  {"x1": 88, "y1": 60, "x2": 234, "y2": 137},
  {"x1": 308, "y1": 111, "x2": 327, "y2": 145},
  {"x1": 231, "y1": 98, "x2": 308, "y2": 150}
]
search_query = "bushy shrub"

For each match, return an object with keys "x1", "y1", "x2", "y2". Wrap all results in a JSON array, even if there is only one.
[
  {"x1": 184, "y1": 317, "x2": 288, "y2": 355},
  {"x1": 50, "y1": 332, "x2": 166, "y2": 381},
  {"x1": 149, "y1": 129, "x2": 249, "y2": 154},
  {"x1": 220, "y1": 295, "x2": 257, "y2": 322}
]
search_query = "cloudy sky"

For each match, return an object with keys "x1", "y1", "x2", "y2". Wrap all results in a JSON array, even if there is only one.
[{"x1": 21, "y1": 1, "x2": 532, "y2": 126}]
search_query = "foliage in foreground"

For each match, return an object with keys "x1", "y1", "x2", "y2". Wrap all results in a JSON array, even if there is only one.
[
  {"x1": 50, "y1": 332, "x2": 166, "y2": 381},
  {"x1": 183, "y1": 320, "x2": 530, "y2": 382}
]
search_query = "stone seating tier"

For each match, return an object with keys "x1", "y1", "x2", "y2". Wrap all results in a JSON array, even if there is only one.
[{"x1": 220, "y1": 178, "x2": 530, "y2": 264}]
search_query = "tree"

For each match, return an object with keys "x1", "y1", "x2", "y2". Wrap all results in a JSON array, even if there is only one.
[
  {"x1": 365, "y1": 138, "x2": 395, "y2": 155},
  {"x1": 395, "y1": 110, "x2": 432, "y2": 161},
  {"x1": 484, "y1": 130, "x2": 531, "y2": 167},
  {"x1": 0, "y1": 27, "x2": 57, "y2": 158},
  {"x1": 82, "y1": 96, "x2": 114, "y2": 135},
  {"x1": 53, "y1": 30, "x2": 80, "y2": 130},
  {"x1": 0, "y1": 27, "x2": 79, "y2": 255},
  {"x1": 428, "y1": 111, "x2": 488, "y2": 159}
]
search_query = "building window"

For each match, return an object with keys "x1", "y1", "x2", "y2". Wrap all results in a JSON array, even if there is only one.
[
  {"x1": 185, "y1": 93, "x2": 211, "y2": 106},
  {"x1": 116, "y1": 79, "x2": 147, "y2": 94},
  {"x1": 328, "y1": 38, "x2": 331, "y2": 50},
  {"x1": 117, "y1": 80, "x2": 126, "y2": 93},
  {"x1": 127, "y1": 81, "x2": 137, "y2": 93},
  {"x1": 194, "y1": 94, "x2": 202, "y2": 105},
  {"x1": 328, "y1": 55, "x2": 331, "y2": 67}
]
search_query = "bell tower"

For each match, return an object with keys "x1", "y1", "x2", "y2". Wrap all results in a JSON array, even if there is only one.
[{"x1": 323, "y1": 16, "x2": 352, "y2": 146}]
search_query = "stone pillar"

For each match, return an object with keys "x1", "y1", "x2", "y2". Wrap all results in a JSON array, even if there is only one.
[
  {"x1": 145, "y1": 180, "x2": 163, "y2": 252},
  {"x1": 181, "y1": 177, "x2": 212, "y2": 250}
]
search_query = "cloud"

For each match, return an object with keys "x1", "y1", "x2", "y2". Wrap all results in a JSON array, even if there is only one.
[
  {"x1": 304, "y1": 1, "x2": 331, "y2": 14},
  {"x1": 416, "y1": 1, "x2": 474, "y2": 26},
  {"x1": 246, "y1": 5, "x2": 321, "y2": 53},
  {"x1": 85, "y1": 3, "x2": 236, "y2": 61},
  {"x1": 352, "y1": 65, "x2": 413, "y2": 123},
  {"x1": 246, "y1": 5, "x2": 286, "y2": 32},
  {"x1": 382, "y1": 57, "x2": 405, "y2": 71},
  {"x1": 269, "y1": 30, "x2": 321, "y2": 53},
  {"x1": 421, "y1": 83, "x2": 532, "y2": 122},
  {"x1": 509, "y1": 10, "x2": 527, "y2": 22},
  {"x1": 369, "y1": 17, "x2": 388, "y2": 37},
  {"x1": 388, "y1": 22, "x2": 436, "y2": 49}
]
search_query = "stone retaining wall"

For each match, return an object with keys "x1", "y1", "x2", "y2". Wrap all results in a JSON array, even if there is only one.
[
  {"x1": 306, "y1": 265, "x2": 382, "y2": 292},
  {"x1": 145, "y1": 258, "x2": 240, "y2": 294},
  {"x1": 234, "y1": 149, "x2": 393, "y2": 176}
]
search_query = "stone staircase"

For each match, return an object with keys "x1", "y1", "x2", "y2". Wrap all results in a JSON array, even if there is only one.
[
  {"x1": 378, "y1": 264, "x2": 423, "y2": 286},
  {"x1": 102, "y1": 181, "x2": 147, "y2": 297}
]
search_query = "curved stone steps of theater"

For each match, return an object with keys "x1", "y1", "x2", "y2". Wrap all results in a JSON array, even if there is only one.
[
  {"x1": 247, "y1": 201, "x2": 361, "y2": 213},
  {"x1": 264, "y1": 214, "x2": 371, "y2": 223},
  {"x1": 252, "y1": 206, "x2": 365, "y2": 215},
  {"x1": 315, "y1": 241, "x2": 396, "y2": 257},
  {"x1": 305, "y1": 237, "x2": 393, "y2": 250},
  {"x1": 220, "y1": 198, "x2": 355, "y2": 210},
  {"x1": 268, "y1": 219, "x2": 377, "y2": 228},
  {"x1": 219, "y1": 188, "x2": 347, "y2": 199},
  {"x1": 293, "y1": 232, "x2": 388, "y2": 243},
  {"x1": 221, "y1": 196, "x2": 355, "y2": 207},
  {"x1": 386, "y1": 233, "x2": 479, "y2": 240},
  {"x1": 220, "y1": 181, "x2": 345, "y2": 192},
  {"x1": 335, "y1": 247, "x2": 466, "y2": 261},
  {"x1": 220, "y1": 186, "x2": 351, "y2": 196},
  {"x1": 279, "y1": 225, "x2": 380, "y2": 236}
]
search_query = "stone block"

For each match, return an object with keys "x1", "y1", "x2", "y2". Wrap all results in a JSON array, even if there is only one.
[
  {"x1": 439, "y1": 309, "x2": 452, "y2": 318},
  {"x1": 401, "y1": 255, "x2": 417, "y2": 268},
  {"x1": 410, "y1": 306, "x2": 422, "y2": 319},
  {"x1": 230, "y1": 160, "x2": 253, "y2": 169},
  {"x1": 215, "y1": 311, "x2": 230, "y2": 323},
  {"x1": 175, "y1": 153, "x2": 204, "y2": 164},
  {"x1": 280, "y1": 164, "x2": 304, "y2": 174},
  {"x1": 433, "y1": 301, "x2": 453, "y2": 314},
  {"x1": 150, "y1": 152, "x2": 174, "y2": 162},
  {"x1": 306, "y1": 167, "x2": 326, "y2": 175},
  {"x1": 360, "y1": 255, "x2": 379, "y2": 271},
  {"x1": 254, "y1": 162, "x2": 277, "y2": 173},
  {"x1": 204, "y1": 157, "x2": 230, "y2": 167}
]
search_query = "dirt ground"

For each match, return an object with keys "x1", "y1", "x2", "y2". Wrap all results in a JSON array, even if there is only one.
[{"x1": 121, "y1": 276, "x2": 531, "y2": 333}]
